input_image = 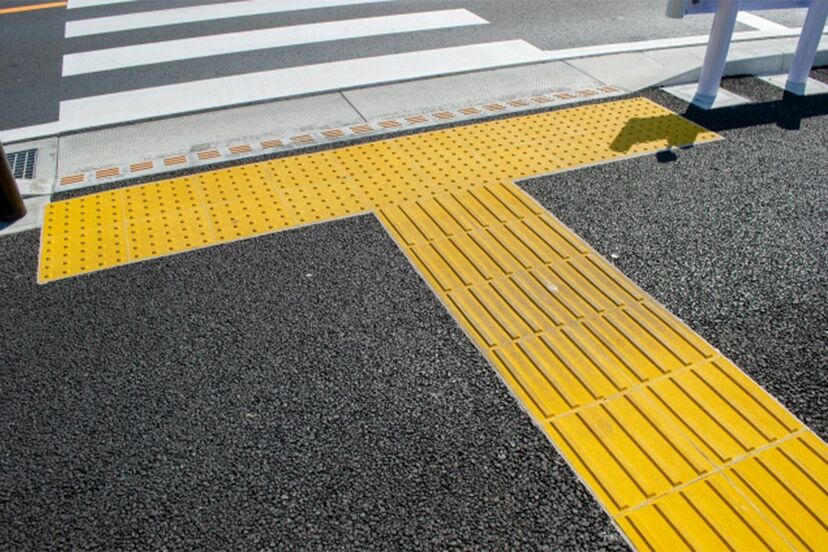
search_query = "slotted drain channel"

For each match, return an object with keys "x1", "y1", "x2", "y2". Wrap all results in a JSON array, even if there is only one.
[{"x1": 6, "y1": 149, "x2": 37, "y2": 179}]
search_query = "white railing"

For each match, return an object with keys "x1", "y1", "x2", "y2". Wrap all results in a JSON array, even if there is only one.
[{"x1": 667, "y1": 0, "x2": 828, "y2": 106}]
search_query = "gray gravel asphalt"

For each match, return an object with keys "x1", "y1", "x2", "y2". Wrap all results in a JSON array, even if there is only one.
[
  {"x1": 0, "y1": 0, "x2": 793, "y2": 129},
  {"x1": 0, "y1": 218, "x2": 626, "y2": 550},
  {"x1": 1, "y1": 72, "x2": 826, "y2": 550}
]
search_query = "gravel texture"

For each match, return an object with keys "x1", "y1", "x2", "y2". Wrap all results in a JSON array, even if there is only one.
[
  {"x1": 3, "y1": 71, "x2": 826, "y2": 550},
  {"x1": 0, "y1": 217, "x2": 626, "y2": 550},
  {"x1": 522, "y1": 73, "x2": 828, "y2": 439}
]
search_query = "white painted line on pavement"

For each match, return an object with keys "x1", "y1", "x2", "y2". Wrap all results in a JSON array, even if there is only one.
[
  {"x1": 62, "y1": 10, "x2": 488, "y2": 76},
  {"x1": 0, "y1": 122, "x2": 61, "y2": 145},
  {"x1": 67, "y1": 0, "x2": 137, "y2": 9},
  {"x1": 736, "y1": 12, "x2": 790, "y2": 32},
  {"x1": 59, "y1": 41, "x2": 549, "y2": 130},
  {"x1": 8, "y1": 27, "x2": 828, "y2": 144},
  {"x1": 542, "y1": 26, "x2": 814, "y2": 60},
  {"x1": 65, "y1": 0, "x2": 396, "y2": 37}
]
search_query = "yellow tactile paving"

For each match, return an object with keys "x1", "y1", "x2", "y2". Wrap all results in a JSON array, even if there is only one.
[
  {"x1": 41, "y1": 98, "x2": 697, "y2": 282},
  {"x1": 37, "y1": 97, "x2": 828, "y2": 550},
  {"x1": 382, "y1": 181, "x2": 827, "y2": 551}
]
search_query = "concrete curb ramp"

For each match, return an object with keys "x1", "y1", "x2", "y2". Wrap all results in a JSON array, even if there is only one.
[{"x1": 38, "y1": 97, "x2": 828, "y2": 550}]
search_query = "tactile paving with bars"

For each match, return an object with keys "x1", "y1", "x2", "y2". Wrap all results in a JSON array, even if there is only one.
[
  {"x1": 37, "y1": 97, "x2": 828, "y2": 550},
  {"x1": 381, "y1": 180, "x2": 827, "y2": 551}
]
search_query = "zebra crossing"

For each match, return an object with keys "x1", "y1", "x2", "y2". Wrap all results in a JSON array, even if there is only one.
[
  {"x1": 1, "y1": 0, "x2": 809, "y2": 144},
  {"x1": 62, "y1": 10, "x2": 489, "y2": 76},
  {"x1": 65, "y1": 0, "x2": 397, "y2": 36},
  {"x1": 57, "y1": 0, "x2": 551, "y2": 134}
]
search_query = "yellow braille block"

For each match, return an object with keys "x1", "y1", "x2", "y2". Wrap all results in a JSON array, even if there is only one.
[
  {"x1": 127, "y1": 207, "x2": 214, "y2": 261},
  {"x1": 45, "y1": 190, "x2": 123, "y2": 236},
  {"x1": 39, "y1": 224, "x2": 127, "y2": 281},
  {"x1": 123, "y1": 178, "x2": 199, "y2": 220},
  {"x1": 37, "y1": 96, "x2": 827, "y2": 551},
  {"x1": 210, "y1": 197, "x2": 292, "y2": 241},
  {"x1": 617, "y1": 472, "x2": 794, "y2": 551},
  {"x1": 381, "y1": 182, "x2": 827, "y2": 551}
]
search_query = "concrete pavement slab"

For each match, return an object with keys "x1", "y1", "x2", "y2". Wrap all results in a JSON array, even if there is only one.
[
  {"x1": 568, "y1": 52, "x2": 690, "y2": 92},
  {"x1": 343, "y1": 61, "x2": 602, "y2": 121},
  {"x1": 762, "y1": 74, "x2": 828, "y2": 95},
  {"x1": 661, "y1": 83, "x2": 752, "y2": 109},
  {"x1": 57, "y1": 93, "x2": 363, "y2": 177}
]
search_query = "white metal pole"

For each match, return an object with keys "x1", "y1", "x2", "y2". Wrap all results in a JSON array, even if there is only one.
[
  {"x1": 695, "y1": 0, "x2": 741, "y2": 108},
  {"x1": 786, "y1": 0, "x2": 828, "y2": 94}
]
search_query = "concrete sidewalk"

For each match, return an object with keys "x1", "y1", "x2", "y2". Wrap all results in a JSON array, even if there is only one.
[
  {"x1": 1, "y1": 73, "x2": 826, "y2": 550},
  {"x1": 3, "y1": 31, "x2": 828, "y2": 206}
]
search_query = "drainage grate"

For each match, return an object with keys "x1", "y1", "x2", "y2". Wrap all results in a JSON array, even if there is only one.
[{"x1": 6, "y1": 148, "x2": 37, "y2": 179}]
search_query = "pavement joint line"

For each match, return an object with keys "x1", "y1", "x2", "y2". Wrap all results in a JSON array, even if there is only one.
[
  {"x1": 53, "y1": 84, "x2": 626, "y2": 193},
  {"x1": 37, "y1": 95, "x2": 828, "y2": 550},
  {"x1": 540, "y1": 356, "x2": 704, "y2": 425},
  {"x1": 614, "y1": 428, "x2": 809, "y2": 514}
]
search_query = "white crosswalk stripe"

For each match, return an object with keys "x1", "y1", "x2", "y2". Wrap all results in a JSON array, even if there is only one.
[
  {"x1": 63, "y1": 9, "x2": 488, "y2": 76},
  {"x1": 60, "y1": 41, "x2": 548, "y2": 130},
  {"x1": 67, "y1": 0, "x2": 137, "y2": 9},
  {"x1": 52, "y1": 0, "x2": 552, "y2": 135},
  {"x1": 65, "y1": 0, "x2": 396, "y2": 37}
]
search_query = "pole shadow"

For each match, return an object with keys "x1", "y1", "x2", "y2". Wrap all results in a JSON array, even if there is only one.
[{"x1": 610, "y1": 91, "x2": 828, "y2": 161}]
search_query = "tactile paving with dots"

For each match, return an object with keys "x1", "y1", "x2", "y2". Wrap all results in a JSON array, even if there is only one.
[
  {"x1": 37, "y1": 96, "x2": 828, "y2": 551},
  {"x1": 39, "y1": 98, "x2": 716, "y2": 282}
]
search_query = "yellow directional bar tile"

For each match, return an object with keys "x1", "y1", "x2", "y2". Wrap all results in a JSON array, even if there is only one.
[
  {"x1": 37, "y1": 97, "x2": 828, "y2": 551},
  {"x1": 382, "y1": 181, "x2": 827, "y2": 551}
]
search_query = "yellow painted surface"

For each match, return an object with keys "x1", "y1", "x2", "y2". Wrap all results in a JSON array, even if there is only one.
[
  {"x1": 0, "y1": 1, "x2": 66, "y2": 15},
  {"x1": 382, "y1": 180, "x2": 827, "y2": 551},
  {"x1": 39, "y1": 97, "x2": 828, "y2": 550},
  {"x1": 40, "y1": 97, "x2": 712, "y2": 282}
]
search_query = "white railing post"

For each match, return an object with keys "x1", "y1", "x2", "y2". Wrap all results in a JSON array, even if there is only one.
[
  {"x1": 695, "y1": 0, "x2": 741, "y2": 107},
  {"x1": 786, "y1": 0, "x2": 828, "y2": 94}
]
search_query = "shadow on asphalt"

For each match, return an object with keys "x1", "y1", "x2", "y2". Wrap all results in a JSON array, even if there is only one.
[
  {"x1": 686, "y1": 90, "x2": 828, "y2": 131},
  {"x1": 610, "y1": 91, "x2": 828, "y2": 157}
]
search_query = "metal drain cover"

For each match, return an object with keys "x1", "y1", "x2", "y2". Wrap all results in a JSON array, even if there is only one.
[{"x1": 6, "y1": 148, "x2": 37, "y2": 179}]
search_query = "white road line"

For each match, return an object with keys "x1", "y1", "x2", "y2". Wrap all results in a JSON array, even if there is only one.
[
  {"x1": 0, "y1": 122, "x2": 61, "y2": 144},
  {"x1": 67, "y1": 0, "x2": 137, "y2": 9},
  {"x1": 62, "y1": 10, "x2": 488, "y2": 76},
  {"x1": 59, "y1": 41, "x2": 548, "y2": 131},
  {"x1": 8, "y1": 26, "x2": 827, "y2": 144},
  {"x1": 542, "y1": 26, "x2": 806, "y2": 60},
  {"x1": 65, "y1": 0, "x2": 396, "y2": 37},
  {"x1": 736, "y1": 12, "x2": 790, "y2": 32}
]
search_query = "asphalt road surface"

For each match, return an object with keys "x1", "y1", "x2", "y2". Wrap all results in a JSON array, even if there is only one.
[
  {"x1": 0, "y1": 71, "x2": 825, "y2": 549},
  {"x1": 0, "y1": 0, "x2": 809, "y2": 130}
]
